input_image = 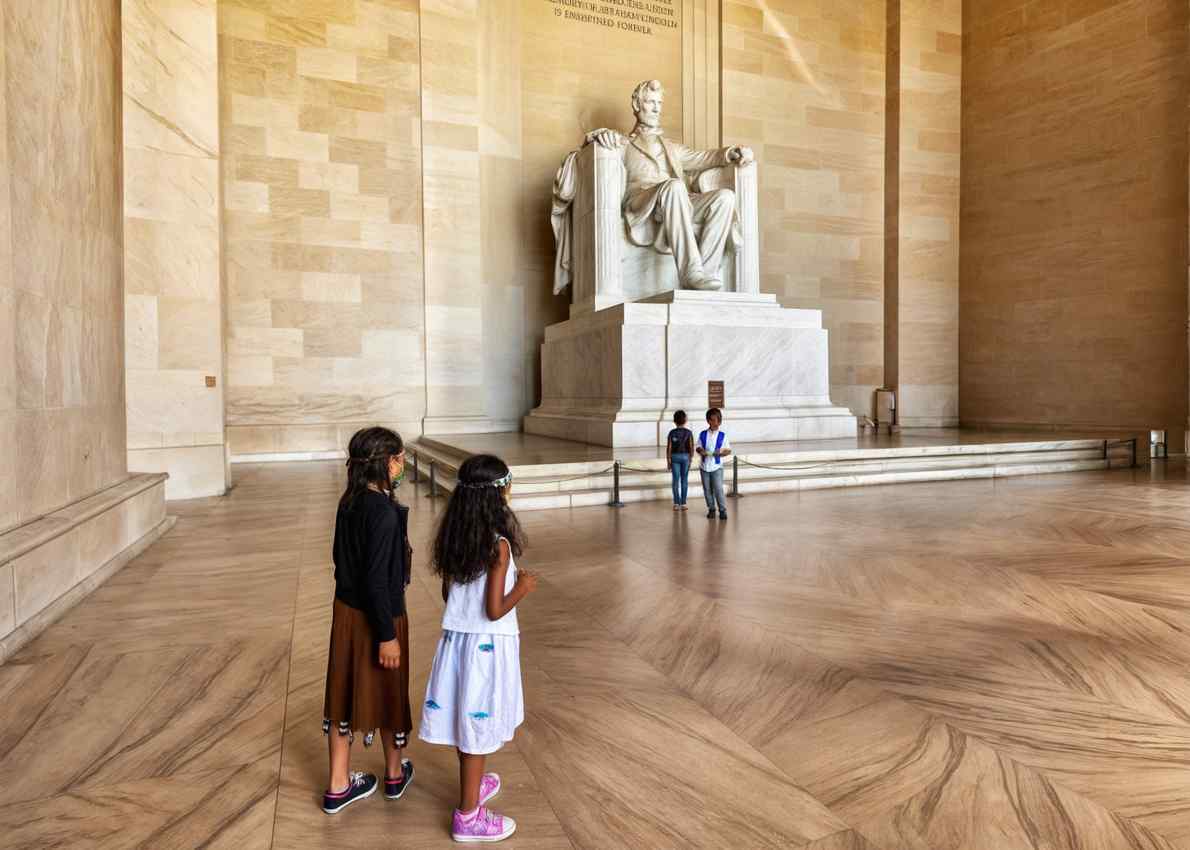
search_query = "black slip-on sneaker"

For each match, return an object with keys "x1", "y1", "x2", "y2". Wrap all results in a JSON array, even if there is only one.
[{"x1": 322, "y1": 771, "x2": 378, "y2": 814}]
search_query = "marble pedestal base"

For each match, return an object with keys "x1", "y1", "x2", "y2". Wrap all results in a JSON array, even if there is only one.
[{"x1": 524, "y1": 291, "x2": 857, "y2": 448}]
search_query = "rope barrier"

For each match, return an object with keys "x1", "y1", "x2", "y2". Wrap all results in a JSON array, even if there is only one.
[
  {"x1": 617, "y1": 463, "x2": 665, "y2": 474},
  {"x1": 735, "y1": 457, "x2": 841, "y2": 473},
  {"x1": 525, "y1": 464, "x2": 617, "y2": 485}
]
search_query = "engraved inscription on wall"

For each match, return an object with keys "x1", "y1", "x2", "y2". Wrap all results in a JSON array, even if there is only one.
[{"x1": 544, "y1": 0, "x2": 678, "y2": 37}]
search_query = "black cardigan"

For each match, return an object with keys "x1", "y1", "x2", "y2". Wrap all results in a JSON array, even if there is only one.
[{"x1": 332, "y1": 489, "x2": 411, "y2": 642}]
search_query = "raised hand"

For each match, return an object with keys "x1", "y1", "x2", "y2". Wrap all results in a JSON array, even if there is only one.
[{"x1": 515, "y1": 569, "x2": 539, "y2": 595}]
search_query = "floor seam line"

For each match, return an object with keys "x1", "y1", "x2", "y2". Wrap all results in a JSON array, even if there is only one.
[{"x1": 267, "y1": 504, "x2": 308, "y2": 849}]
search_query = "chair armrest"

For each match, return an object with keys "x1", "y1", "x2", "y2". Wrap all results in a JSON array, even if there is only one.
[{"x1": 693, "y1": 161, "x2": 759, "y2": 294}]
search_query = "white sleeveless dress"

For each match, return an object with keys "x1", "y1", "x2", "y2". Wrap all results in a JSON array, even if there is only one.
[{"x1": 418, "y1": 539, "x2": 524, "y2": 755}]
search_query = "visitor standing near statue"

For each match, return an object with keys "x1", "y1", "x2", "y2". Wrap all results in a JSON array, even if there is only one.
[
  {"x1": 698, "y1": 408, "x2": 733, "y2": 520},
  {"x1": 667, "y1": 410, "x2": 694, "y2": 510},
  {"x1": 553, "y1": 78, "x2": 755, "y2": 293},
  {"x1": 321, "y1": 427, "x2": 415, "y2": 814}
]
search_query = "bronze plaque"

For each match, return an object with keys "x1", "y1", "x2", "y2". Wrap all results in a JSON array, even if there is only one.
[
  {"x1": 205, "y1": 375, "x2": 217, "y2": 388},
  {"x1": 708, "y1": 380, "x2": 725, "y2": 409}
]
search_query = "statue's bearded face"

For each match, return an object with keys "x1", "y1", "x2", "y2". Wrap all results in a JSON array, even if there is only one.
[{"x1": 636, "y1": 89, "x2": 663, "y2": 129}]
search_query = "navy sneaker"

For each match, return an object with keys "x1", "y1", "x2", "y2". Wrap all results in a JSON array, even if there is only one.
[
  {"x1": 384, "y1": 759, "x2": 415, "y2": 800},
  {"x1": 707, "y1": 510, "x2": 715, "y2": 518},
  {"x1": 322, "y1": 771, "x2": 378, "y2": 814},
  {"x1": 719, "y1": 512, "x2": 728, "y2": 520}
]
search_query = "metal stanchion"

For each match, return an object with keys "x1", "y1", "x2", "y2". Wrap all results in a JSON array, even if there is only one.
[
  {"x1": 411, "y1": 451, "x2": 420, "y2": 483},
  {"x1": 609, "y1": 461, "x2": 625, "y2": 508},
  {"x1": 426, "y1": 459, "x2": 439, "y2": 498},
  {"x1": 729, "y1": 455, "x2": 741, "y2": 498}
]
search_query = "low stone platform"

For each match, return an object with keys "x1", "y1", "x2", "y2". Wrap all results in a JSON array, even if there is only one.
[{"x1": 411, "y1": 430, "x2": 1143, "y2": 511}]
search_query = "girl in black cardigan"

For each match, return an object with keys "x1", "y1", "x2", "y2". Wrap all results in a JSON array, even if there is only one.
[{"x1": 321, "y1": 426, "x2": 415, "y2": 814}]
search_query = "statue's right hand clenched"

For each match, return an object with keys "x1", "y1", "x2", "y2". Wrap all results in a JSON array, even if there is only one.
[{"x1": 584, "y1": 128, "x2": 623, "y2": 149}]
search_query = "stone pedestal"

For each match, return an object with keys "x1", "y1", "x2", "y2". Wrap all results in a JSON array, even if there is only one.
[{"x1": 524, "y1": 291, "x2": 857, "y2": 447}]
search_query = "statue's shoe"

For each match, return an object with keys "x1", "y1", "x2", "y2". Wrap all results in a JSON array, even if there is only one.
[{"x1": 686, "y1": 275, "x2": 722, "y2": 291}]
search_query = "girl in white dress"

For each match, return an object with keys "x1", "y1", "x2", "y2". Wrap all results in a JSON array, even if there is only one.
[{"x1": 420, "y1": 454, "x2": 537, "y2": 843}]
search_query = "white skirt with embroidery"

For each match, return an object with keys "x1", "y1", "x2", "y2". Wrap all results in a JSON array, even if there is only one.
[{"x1": 418, "y1": 630, "x2": 524, "y2": 755}]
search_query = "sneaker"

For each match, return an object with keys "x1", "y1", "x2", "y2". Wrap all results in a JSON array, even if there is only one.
[
  {"x1": 680, "y1": 504, "x2": 688, "y2": 511},
  {"x1": 673, "y1": 504, "x2": 680, "y2": 511},
  {"x1": 452, "y1": 806, "x2": 517, "y2": 842},
  {"x1": 322, "y1": 771, "x2": 378, "y2": 814},
  {"x1": 479, "y1": 772, "x2": 501, "y2": 806},
  {"x1": 719, "y1": 512, "x2": 728, "y2": 520},
  {"x1": 384, "y1": 759, "x2": 415, "y2": 800},
  {"x1": 707, "y1": 510, "x2": 715, "y2": 518}
]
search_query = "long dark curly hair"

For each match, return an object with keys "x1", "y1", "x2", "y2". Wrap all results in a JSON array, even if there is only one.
[
  {"x1": 339, "y1": 426, "x2": 404, "y2": 511},
  {"x1": 431, "y1": 454, "x2": 525, "y2": 586}
]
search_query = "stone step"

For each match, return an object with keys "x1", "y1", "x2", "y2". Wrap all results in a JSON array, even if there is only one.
[
  {"x1": 408, "y1": 436, "x2": 1136, "y2": 511},
  {"x1": 509, "y1": 447, "x2": 1116, "y2": 494},
  {"x1": 510, "y1": 457, "x2": 1121, "y2": 511}
]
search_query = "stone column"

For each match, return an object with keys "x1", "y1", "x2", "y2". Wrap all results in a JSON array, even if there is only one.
[
  {"x1": 123, "y1": 0, "x2": 227, "y2": 498},
  {"x1": 419, "y1": 0, "x2": 487, "y2": 435},
  {"x1": 884, "y1": 0, "x2": 961, "y2": 428},
  {"x1": 682, "y1": 0, "x2": 721, "y2": 150}
]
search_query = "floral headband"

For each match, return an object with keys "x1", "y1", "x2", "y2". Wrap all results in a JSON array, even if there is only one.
[
  {"x1": 345, "y1": 450, "x2": 403, "y2": 468},
  {"x1": 456, "y1": 470, "x2": 513, "y2": 489}
]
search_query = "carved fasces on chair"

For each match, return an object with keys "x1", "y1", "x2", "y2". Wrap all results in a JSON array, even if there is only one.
[{"x1": 571, "y1": 142, "x2": 627, "y2": 306}]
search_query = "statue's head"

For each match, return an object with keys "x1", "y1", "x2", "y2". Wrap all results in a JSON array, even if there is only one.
[{"x1": 631, "y1": 79, "x2": 664, "y2": 130}]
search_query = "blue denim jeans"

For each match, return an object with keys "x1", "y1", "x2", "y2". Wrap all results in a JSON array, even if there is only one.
[
  {"x1": 670, "y1": 453, "x2": 690, "y2": 505},
  {"x1": 701, "y1": 467, "x2": 727, "y2": 514}
]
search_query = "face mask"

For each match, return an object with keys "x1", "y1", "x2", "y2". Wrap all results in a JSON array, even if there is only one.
[{"x1": 391, "y1": 466, "x2": 405, "y2": 489}]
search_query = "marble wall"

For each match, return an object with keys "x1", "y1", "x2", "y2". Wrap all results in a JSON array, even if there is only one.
[
  {"x1": 123, "y1": 0, "x2": 228, "y2": 499},
  {"x1": 1, "y1": 0, "x2": 129, "y2": 533},
  {"x1": 886, "y1": 0, "x2": 961, "y2": 427},
  {"x1": 721, "y1": 0, "x2": 887, "y2": 420},
  {"x1": 961, "y1": 0, "x2": 1188, "y2": 435},
  {"x1": 219, "y1": 0, "x2": 426, "y2": 457},
  {"x1": 0, "y1": 0, "x2": 171, "y2": 659}
]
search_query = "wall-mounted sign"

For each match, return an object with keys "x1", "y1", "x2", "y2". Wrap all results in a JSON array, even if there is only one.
[{"x1": 708, "y1": 380, "x2": 724, "y2": 409}]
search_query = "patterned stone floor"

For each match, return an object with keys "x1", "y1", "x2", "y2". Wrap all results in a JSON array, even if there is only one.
[{"x1": 4, "y1": 459, "x2": 1190, "y2": 848}]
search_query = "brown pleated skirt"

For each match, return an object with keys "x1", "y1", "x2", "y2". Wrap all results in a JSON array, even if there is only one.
[{"x1": 322, "y1": 598, "x2": 411, "y2": 747}]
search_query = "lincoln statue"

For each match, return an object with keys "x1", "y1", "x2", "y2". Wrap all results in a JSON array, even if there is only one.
[{"x1": 556, "y1": 79, "x2": 755, "y2": 293}]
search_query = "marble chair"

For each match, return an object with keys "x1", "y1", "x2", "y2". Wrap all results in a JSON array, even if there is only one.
[{"x1": 566, "y1": 141, "x2": 760, "y2": 313}]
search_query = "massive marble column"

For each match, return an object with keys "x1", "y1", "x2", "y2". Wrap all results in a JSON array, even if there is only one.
[
  {"x1": 123, "y1": 0, "x2": 228, "y2": 499},
  {"x1": 885, "y1": 0, "x2": 961, "y2": 428}
]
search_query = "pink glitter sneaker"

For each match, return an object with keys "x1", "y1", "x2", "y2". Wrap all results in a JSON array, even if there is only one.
[
  {"x1": 478, "y1": 772, "x2": 501, "y2": 806},
  {"x1": 451, "y1": 806, "x2": 516, "y2": 843}
]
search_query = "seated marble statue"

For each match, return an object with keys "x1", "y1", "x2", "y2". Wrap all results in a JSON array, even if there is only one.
[{"x1": 552, "y1": 79, "x2": 757, "y2": 301}]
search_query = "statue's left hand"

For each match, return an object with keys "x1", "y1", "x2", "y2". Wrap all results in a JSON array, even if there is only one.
[{"x1": 727, "y1": 145, "x2": 755, "y2": 166}]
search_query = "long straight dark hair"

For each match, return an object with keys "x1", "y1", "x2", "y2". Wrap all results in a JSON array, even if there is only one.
[
  {"x1": 339, "y1": 426, "x2": 404, "y2": 511},
  {"x1": 431, "y1": 454, "x2": 525, "y2": 586}
]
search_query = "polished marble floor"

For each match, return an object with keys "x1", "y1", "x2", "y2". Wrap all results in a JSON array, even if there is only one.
[{"x1": 4, "y1": 459, "x2": 1190, "y2": 848}]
